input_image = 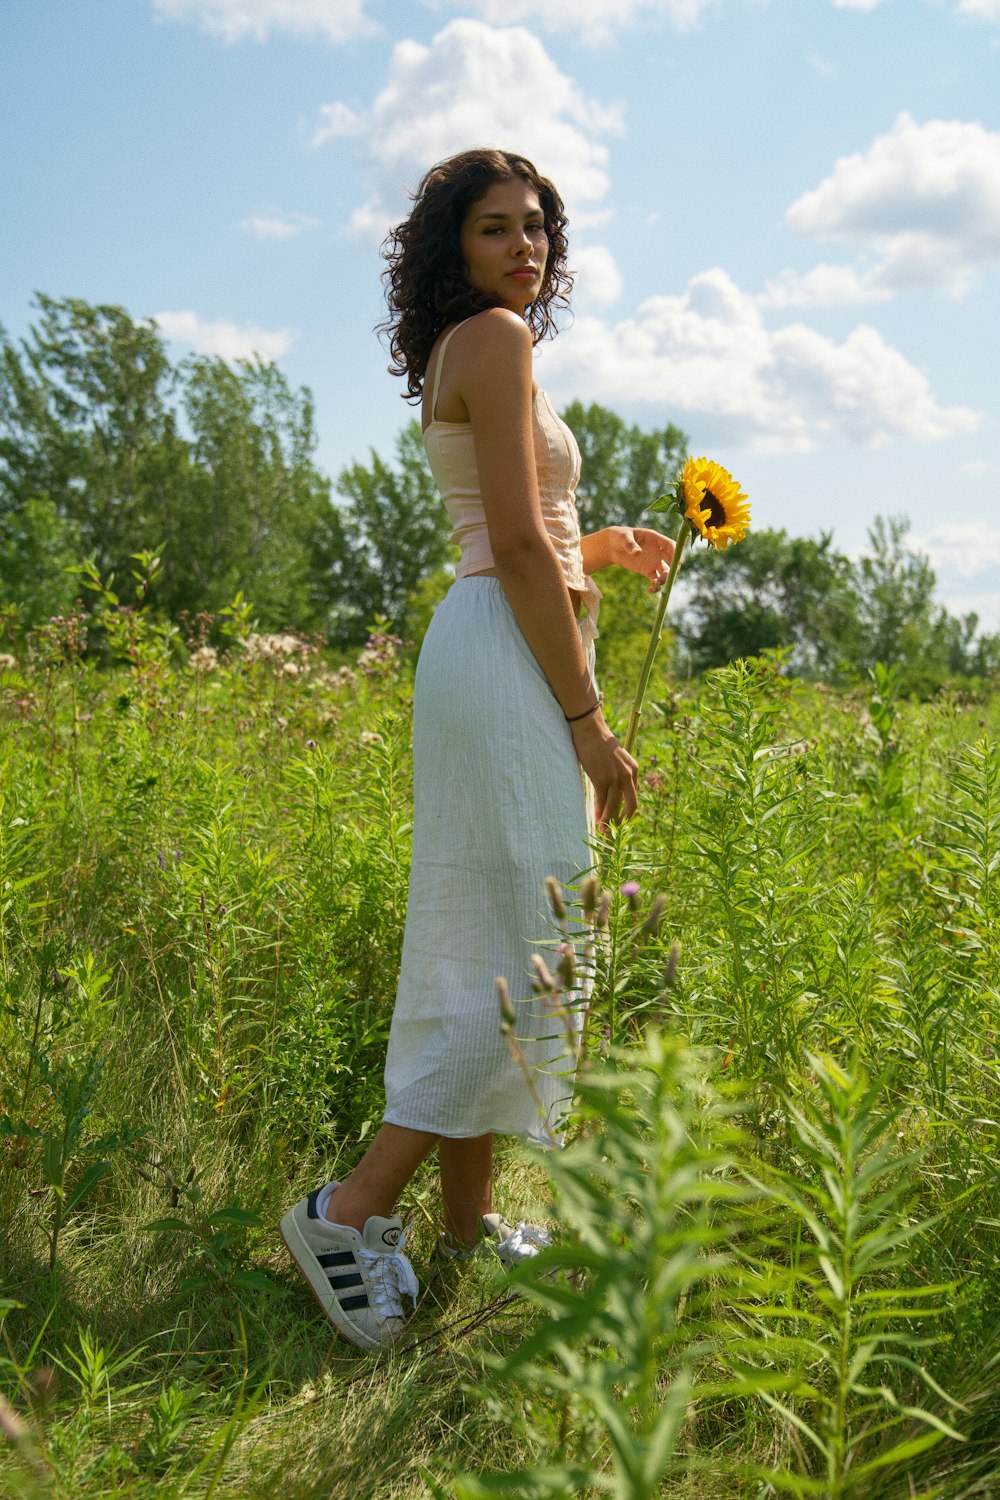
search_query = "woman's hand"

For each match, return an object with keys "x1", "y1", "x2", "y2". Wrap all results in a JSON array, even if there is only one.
[
  {"x1": 605, "y1": 526, "x2": 676, "y2": 592},
  {"x1": 570, "y1": 710, "x2": 639, "y2": 832}
]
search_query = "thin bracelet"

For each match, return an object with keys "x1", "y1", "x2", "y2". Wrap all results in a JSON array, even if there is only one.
[{"x1": 565, "y1": 700, "x2": 601, "y2": 724}]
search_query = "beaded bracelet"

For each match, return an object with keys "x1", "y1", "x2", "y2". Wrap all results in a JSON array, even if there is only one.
[{"x1": 565, "y1": 701, "x2": 601, "y2": 724}]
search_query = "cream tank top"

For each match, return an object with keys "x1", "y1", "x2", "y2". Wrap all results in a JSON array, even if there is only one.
[{"x1": 422, "y1": 320, "x2": 601, "y2": 644}]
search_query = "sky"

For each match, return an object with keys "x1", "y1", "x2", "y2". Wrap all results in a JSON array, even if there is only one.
[{"x1": 2, "y1": 0, "x2": 999, "y2": 631}]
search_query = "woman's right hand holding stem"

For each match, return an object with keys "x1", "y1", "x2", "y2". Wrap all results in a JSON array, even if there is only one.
[{"x1": 569, "y1": 709, "x2": 638, "y2": 831}]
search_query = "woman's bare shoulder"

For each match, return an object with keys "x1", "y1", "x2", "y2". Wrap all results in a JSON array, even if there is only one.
[{"x1": 453, "y1": 307, "x2": 532, "y2": 355}]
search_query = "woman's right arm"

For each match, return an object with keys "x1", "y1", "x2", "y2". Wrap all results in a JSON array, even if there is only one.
[{"x1": 454, "y1": 309, "x2": 638, "y2": 829}]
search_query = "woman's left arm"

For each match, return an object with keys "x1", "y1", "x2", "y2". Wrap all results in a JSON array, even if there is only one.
[{"x1": 581, "y1": 526, "x2": 676, "y2": 593}]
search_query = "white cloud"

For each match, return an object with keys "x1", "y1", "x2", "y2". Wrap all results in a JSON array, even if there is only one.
[
  {"x1": 152, "y1": 0, "x2": 376, "y2": 43},
  {"x1": 421, "y1": 0, "x2": 719, "y2": 45},
  {"x1": 313, "y1": 20, "x2": 623, "y2": 238},
  {"x1": 784, "y1": 113, "x2": 1000, "y2": 295},
  {"x1": 956, "y1": 0, "x2": 1000, "y2": 19},
  {"x1": 758, "y1": 262, "x2": 893, "y2": 308},
  {"x1": 310, "y1": 102, "x2": 366, "y2": 147},
  {"x1": 535, "y1": 267, "x2": 979, "y2": 452},
  {"x1": 832, "y1": 0, "x2": 887, "y2": 9},
  {"x1": 154, "y1": 310, "x2": 295, "y2": 361},
  {"x1": 767, "y1": 321, "x2": 976, "y2": 445},
  {"x1": 910, "y1": 518, "x2": 1000, "y2": 629},
  {"x1": 911, "y1": 521, "x2": 1000, "y2": 579},
  {"x1": 571, "y1": 245, "x2": 624, "y2": 308},
  {"x1": 240, "y1": 211, "x2": 319, "y2": 239},
  {"x1": 936, "y1": 588, "x2": 1000, "y2": 630}
]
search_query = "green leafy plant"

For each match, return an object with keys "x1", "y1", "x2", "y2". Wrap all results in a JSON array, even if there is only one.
[
  {"x1": 439, "y1": 1031, "x2": 767, "y2": 1500},
  {"x1": 146, "y1": 1187, "x2": 276, "y2": 1299},
  {"x1": 684, "y1": 658, "x2": 823, "y2": 1086},
  {"x1": 740, "y1": 1054, "x2": 963, "y2": 1497},
  {"x1": 1, "y1": 954, "x2": 137, "y2": 1274}
]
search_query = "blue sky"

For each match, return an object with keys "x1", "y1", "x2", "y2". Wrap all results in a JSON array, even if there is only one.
[{"x1": 3, "y1": 0, "x2": 999, "y2": 629}]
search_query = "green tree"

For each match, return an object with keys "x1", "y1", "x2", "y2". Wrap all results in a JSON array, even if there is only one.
[
  {"x1": 852, "y1": 516, "x2": 1000, "y2": 688},
  {"x1": 677, "y1": 527, "x2": 860, "y2": 677},
  {"x1": 0, "y1": 295, "x2": 342, "y2": 637},
  {"x1": 853, "y1": 516, "x2": 938, "y2": 670},
  {"x1": 675, "y1": 515, "x2": 999, "y2": 688},
  {"x1": 0, "y1": 494, "x2": 82, "y2": 628},
  {"x1": 0, "y1": 295, "x2": 183, "y2": 584},
  {"x1": 166, "y1": 355, "x2": 334, "y2": 630},
  {"x1": 332, "y1": 420, "x2": 451, "y2": 644},
  {"x1": 560, "y1": 401, "x2": 687, "y2": 532}
]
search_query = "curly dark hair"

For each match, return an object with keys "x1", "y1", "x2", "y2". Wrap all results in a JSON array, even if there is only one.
[{"x1": 379, "y1": 147, "x2": 573, "y2": 401}]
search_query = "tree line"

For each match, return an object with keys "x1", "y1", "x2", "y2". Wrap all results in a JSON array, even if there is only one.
[{"x1": 1, "y1": 294, "x2": 996, "y2": 687}]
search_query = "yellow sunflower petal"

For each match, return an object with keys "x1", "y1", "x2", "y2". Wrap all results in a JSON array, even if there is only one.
[{"x1": 681, "y1": 455, "x2": 750, "y2": 550}]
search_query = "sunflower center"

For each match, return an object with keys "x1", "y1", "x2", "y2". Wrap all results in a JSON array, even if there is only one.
[{"x1": 700, "y1": 488, "x2": 726, "y2": 528}]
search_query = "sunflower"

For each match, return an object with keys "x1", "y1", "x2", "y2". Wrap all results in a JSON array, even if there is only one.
[
  {"x1": 681, "y1": 456, "x2": 750, "y2": 550},
  {"x1": 624, "y1": 452, "x2": 751, "y2": 754}
]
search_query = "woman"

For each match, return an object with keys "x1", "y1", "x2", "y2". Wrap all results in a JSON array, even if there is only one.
[{"x1": 281, "y1": 148, "x2": 675, "y2": 1351}]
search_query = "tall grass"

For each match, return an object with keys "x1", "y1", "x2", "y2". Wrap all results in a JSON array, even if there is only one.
[{"x1": 1, "y1": 600, "x2": 998, "y2": 1498}]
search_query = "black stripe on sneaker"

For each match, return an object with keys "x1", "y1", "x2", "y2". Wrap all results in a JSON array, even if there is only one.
[
  {"x1": 340, "y1": 1293, "x2": 369, "y2": 1311},
  {"x1": 327, "y1": 1272, "x2": 365, "y2": 1291},
  {"x1": 318, "y1": 1250, "x2": 356, "y2": 1268},
  {"x1": 306, "y1": 1188, "x2": 324, "y2": 1219}
]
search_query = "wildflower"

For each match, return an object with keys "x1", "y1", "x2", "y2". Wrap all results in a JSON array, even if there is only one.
[
  {"x1": 620, "y1": 880, "x2": 640, "y2": 912},
  {"x1": 243, "y1": 632, "x2": 315, "y2": 668},
  {"x1": 545, "y1": 876, "x2": 568, "y2": 921},
  {"x1": 556, "y1": 941, "x2": 576, "y2": 988},
  {"x1": 496, "y1": 977, "x2": 517, "y2": 1031},
  {"x1": 356, "y1": 628, "x2": 403, "y2": 678},
  {"x1": 189, "y1": 645, "x2": 218, "y2": 674},
  {"x1": 579, "y1": 872, "x2": 600, "y2": 920},
  {"x1": 0, "y1": 653, "x2": 16, "y2": 672},
  {"x1": 360, "y1": 730, "x2": 382, "y2": 746},
  {"x1": 268, "y1": 632, "x2": 308, "y2": 658},
  {"x1": 306, "y1": 738, "x2": 318, "y2": 751},
  {"x1": 641, "y1": 893, "x2": 668, "y2": 935},
  {"x1": 531, "y1": 954, "x2": 556, "y2": 992}
]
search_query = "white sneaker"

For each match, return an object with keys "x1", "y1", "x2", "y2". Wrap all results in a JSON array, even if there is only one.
[
  {"x1": 481, "y1": 1213, "x2": 553, "y2": 1267},
  {"x1": 280, "y1": 1182, "x2": 418, "y2": 1351}
]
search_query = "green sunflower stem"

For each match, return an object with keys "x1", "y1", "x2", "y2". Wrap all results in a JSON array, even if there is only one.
[{"x1": 623, "y1": 518, "x2": 692, "y2": 758}]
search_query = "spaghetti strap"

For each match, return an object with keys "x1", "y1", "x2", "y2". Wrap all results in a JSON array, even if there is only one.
[{"x1": 430, "y1": 321, "x2": 467, "y2": 422}]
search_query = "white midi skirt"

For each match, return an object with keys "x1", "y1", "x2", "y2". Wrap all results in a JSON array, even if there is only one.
[{"x1": 382, "y1": 577, "x2": 593, "y2": 1148}]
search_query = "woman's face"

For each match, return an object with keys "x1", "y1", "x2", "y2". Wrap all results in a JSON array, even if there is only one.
[{"x1": 459, "y1": 177, "x2": 549, "y2": 315}]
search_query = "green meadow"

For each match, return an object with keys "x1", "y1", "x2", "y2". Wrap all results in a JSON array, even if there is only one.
[{"x1": 1, "y1": 595, "x2": 998, "y2": 1498}]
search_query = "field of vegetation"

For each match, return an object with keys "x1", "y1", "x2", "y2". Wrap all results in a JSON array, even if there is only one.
[{"x1": 1, "y1": 573, "x2": 998, "y2": 1499}]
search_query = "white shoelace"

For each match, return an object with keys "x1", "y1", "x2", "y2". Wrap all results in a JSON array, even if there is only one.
[
  {"x1": 358, "y1": 1227, "x2": 419, "y2": 1319},
  {"x1": 500, "y1": 1222, "x2": 552, "y2": 1261}
]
